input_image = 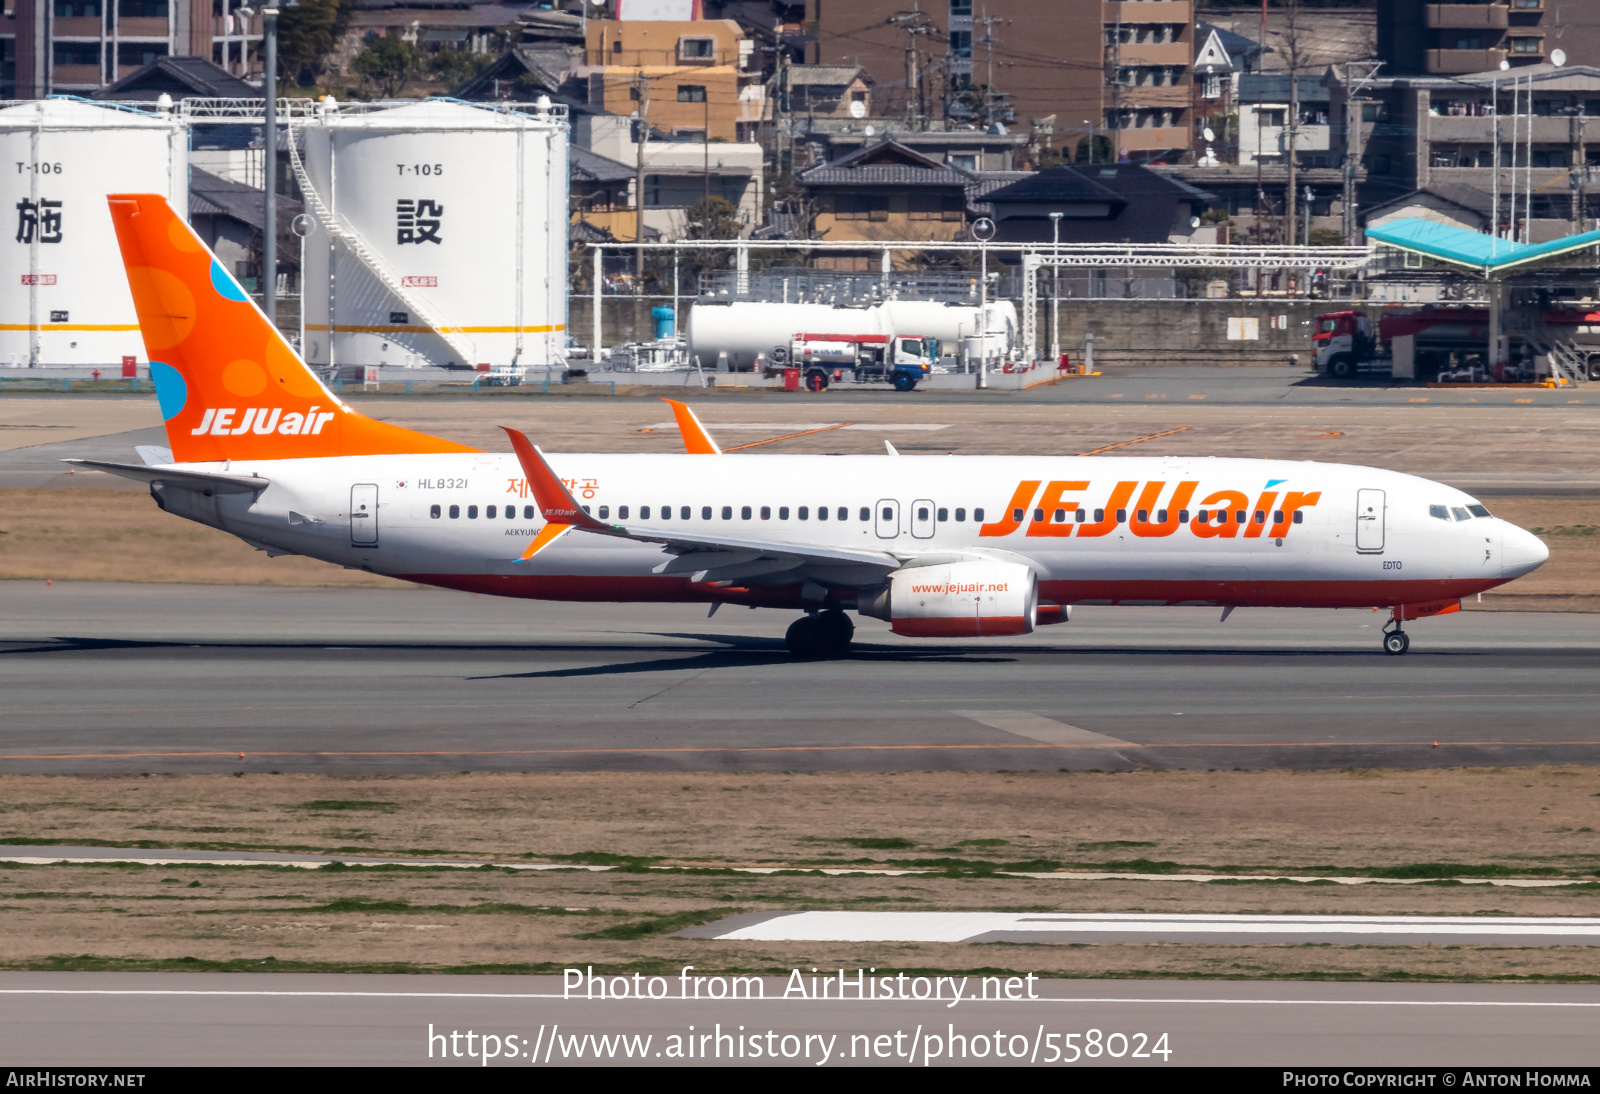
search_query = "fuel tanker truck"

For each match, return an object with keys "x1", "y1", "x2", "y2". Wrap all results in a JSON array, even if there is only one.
[
  {"x1": 1313, "y1": 306, "x2": 1600, "y2": 382},
  {"x1": 685, "y1": 299, "x2": 1017, "y2": 377}
]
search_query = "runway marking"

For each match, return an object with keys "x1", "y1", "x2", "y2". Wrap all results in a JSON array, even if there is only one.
[
  {"x1": 4, "y1": 740, "x2": 1600, "y2": 762},
  {"x1": 1077, "y1": 426, "x2": 1191, "y2": 456},
  {"x1": 956, "y1": 710, "x2": 1137, "y2": 748},
  {"x1": 714, "y1": 910, "x2": 1600, "y2": 944},
  {"x1": 1, "y1": 988, "x2": 1598, "y2": 1007}
]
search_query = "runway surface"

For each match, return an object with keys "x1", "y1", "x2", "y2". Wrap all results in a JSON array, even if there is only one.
[
  {"x1": 4, "y1": 583, "x2": 1600, "y2": 774},
  {"x1": 689, "y1": 911, "x2": 1600, "y2": 947},
  {"x1": 3, "y1": 973, "x2": 1598, "y2": 1066}
]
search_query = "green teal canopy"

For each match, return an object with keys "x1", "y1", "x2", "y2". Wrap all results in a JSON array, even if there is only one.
[{"x1": 1365, "y1": 218, "x2": 1600, "y2": 277}]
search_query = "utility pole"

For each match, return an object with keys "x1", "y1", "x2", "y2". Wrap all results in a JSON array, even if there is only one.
[
  {"x1": 973, "y1": 5, "x2": 1001, "y2": 128},
  {"x1": 887, "y1": 10, "x2": 932, "y2": 129},
  {"x1": 633, "y1": 71, "x2": 649, "y2": 341},
  {"x1": 1340, "y1": 61, "x2": 1381, "y2": 245}
]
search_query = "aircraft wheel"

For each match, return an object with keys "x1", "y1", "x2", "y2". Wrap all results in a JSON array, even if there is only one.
[
  {"x1": 816, "y1": 609, "x2": 854, "y2": 651},
  {"x1": 1383, "y1": 630, "x2": 1410, "y2": 656},
  {"x1": 786, "y1": 615, "x2": 826, "y2": 657}
]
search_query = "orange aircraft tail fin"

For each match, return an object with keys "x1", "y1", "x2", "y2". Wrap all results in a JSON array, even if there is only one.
[{"x1": 107, "y1": 194, "x2": 476, "y2": 463}]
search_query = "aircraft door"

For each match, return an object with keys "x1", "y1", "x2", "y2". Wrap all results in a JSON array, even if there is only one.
[
  {"x1": 1356, "y1": 488, "x2": 1384, "y2": 553},
  {"x1": 875, "y1": 498, "x2": 900, "y2": 539},
  {"x1": 910, "y1": 499, "x2": 935, "y2": 539},
  {"x1": 350, "y1": 483, "x2": 379, "y2": 546}
]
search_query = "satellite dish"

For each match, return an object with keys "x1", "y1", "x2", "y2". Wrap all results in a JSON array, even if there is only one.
[
  {"x1": 1202, "y1": 126, "x2": 1215, "y2": 142},
  {"x1": 290, "y1": 213, "x2": 313, "y2": 238},
  {"x1": 970, "y1": 217, "x2": 996, "y2": 242},
  {"x1": 863, "y1": 124, "x2": 875, "y2": 137},
  {"x1": 849, "y1": 99, "x2": 867, "y2": 119},
  {"x1": 1500, "y1": 59, "x2": 1511, "y2": 71},
  {"x1": 1552, "y1": 48, "x2": 1567, "y2": 68},
  {"x1": 1190, "y1": 216, "x2": 1202, "y2": 229}
]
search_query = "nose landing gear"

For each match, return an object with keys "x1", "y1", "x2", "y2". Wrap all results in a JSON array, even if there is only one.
[
  {"x1": 1382, "y1": 622, "x2": 1410, "y2": 656},
  {"x1": 786, "y1": 609, "x2": 854, "y2": 657}
]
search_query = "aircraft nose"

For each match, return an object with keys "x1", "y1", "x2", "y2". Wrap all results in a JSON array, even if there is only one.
[{"x1": 1501, "y1": 523, "x2": 1549, "y2": 579}]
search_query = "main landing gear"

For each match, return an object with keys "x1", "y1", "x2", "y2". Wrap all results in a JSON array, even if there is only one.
[
  {"x1": 786, "y1": 609, "x2": 854, "y2": 657},
  {"x1": 1382, "y1": 620, "x2": 1410, "y2": 656}
]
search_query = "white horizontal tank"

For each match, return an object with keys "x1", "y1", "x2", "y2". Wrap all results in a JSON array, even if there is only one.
[
  {"x1": 0, "y1": 98, "x2": 187, "y2": 368},
  {"x1": 297, "y1": 99, "x2": 569, "y2": 370},
  {"x1": 687, "y1": 298, "x2": 1017, "y2": 366},
  {"x1": 687, "y1": 300, "x2": 883, "y2": 369}
]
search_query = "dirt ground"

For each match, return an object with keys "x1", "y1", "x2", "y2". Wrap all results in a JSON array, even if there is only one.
[
  {"x1": 1, "y1": 488, "x2": 1594, "y2": 607},
  {"x1": 3, "y1": 770, "x2": 1600, "y2": 979}
]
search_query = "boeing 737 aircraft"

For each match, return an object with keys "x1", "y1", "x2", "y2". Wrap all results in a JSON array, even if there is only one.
[{"x1": 74, "y1": 194, "x2": 1549, "y2": 656}]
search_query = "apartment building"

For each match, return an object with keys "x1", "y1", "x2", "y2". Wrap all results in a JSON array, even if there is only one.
[
  {"x1": 794, "y1": 0, "x2": 1194, "y2": 162},
  {"x1": 1, "y1": 0, "x2": 263, "y2": 99},
  {"x1": 1378, "y1": 0, "x2": 1600, "y2": 76},
  {"x1": 1329, "y1": 62, "x2": 1600, "y2": 237},
  {"x1": 580, "y1": 17, "x2": 763, "y2": 142}
]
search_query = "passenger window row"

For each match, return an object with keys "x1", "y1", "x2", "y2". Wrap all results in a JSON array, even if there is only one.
[
  {"x1": 1015, "y1": 507, "x2": 1306, "y2": 526},
  {"x1": 430, "y1": 504, "x2": 537, "y2": 520},
  {"x1": 548, "y1": 505, "x2": 990, "y2": 523}
]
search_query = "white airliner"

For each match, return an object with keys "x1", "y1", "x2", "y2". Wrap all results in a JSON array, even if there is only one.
[{"x1": 75, "y1": 194, "x2": 1548, "y2": 656}]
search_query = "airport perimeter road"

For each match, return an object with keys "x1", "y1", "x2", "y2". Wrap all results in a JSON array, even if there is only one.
[
  {"x1": 3, "y1": 583, "x2": 1599, "y2": 774},
  {"x1": 2, "y1": 973, "x2": 1598, "y2": 1066}
]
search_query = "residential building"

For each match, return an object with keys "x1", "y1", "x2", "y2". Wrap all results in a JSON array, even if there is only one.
[
  {"x1": 1378, "y1": 0, "x2": 1600, "y2": 77},
  {"x1": 789, "y1": 0, "x2": 1193, "y2": 164},
  {"x1": 188, "y1": 165, "x2": 303, "y2": 293},
  {"x1": 792, "y1": 121, "x2": 1027, "y2": 173},
  {"x1": 1237, "y1": 74, "x2": 1331, "y2": 168},
  {"x1": 579, "y1": 17, "x2": 763, "y2": 142},
  {"x1": 796, "y1": 139, "x2": 971, "y2": 252},
  {"x1": 1328, "y1": 62, "x2": 1600, "y2": 237},
  {"x1": 782, "y1": 63, "x2": 870, "y2": 119},
  {"x1": 574, "y1": 111, "x2": 765, "y2": 237},
  {"x1": 978, "y1": 161, "x2": 1216, "y2": 245},
  {"x1": 334, "y1": 2, "x2": 527, "y2": 75},
  {"x1": 1, "y1": 0, "x2": 264, "y2": 99}
]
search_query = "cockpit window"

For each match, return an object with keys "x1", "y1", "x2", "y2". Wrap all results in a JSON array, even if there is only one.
[
  {"x1": 1467, "y1": 504, "x2": 1491, "y2": 518},
  {"x1": 1451, "y1": 507, "x2": 1472, "y2": 522},
  {"x1": 1429, "y1": 504, "x2": 1449, "y2": 520}
]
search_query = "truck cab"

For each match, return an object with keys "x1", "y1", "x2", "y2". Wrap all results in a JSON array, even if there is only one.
[{"x1": 1313, "y1": 310, "x2": 1375, "y2": 379}]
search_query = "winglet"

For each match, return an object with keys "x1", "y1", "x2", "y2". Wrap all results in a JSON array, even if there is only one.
[
  {"x1": 500, "y1": 426, "x2": 610, "y2": 532},
  {"x1": 662, "y1": 398, "x2": 721, "y2": 455}
]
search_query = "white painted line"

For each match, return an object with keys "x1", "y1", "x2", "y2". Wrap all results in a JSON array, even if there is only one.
[
  {"x1": 956, "y1": 710, "x2": 1138, "y2": 748},
  {"x1": 0, "y1": 989, "x2": 1596, "y2": 1008},
  {"x1": 716, "y1": 911, "x2": 1600, "y2": 943},
  {"x1": 1, "y1": 853, "x2": 1590, "y2": 888}
]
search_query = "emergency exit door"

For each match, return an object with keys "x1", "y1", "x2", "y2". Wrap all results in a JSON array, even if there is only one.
[
  {"x1": 1356, "y1": 488, "x2": 1384, "y2": 553},
  {"x1": 350, "y1": 484, "x2": 379, "y2": 546},
  {"x1": 910, "y1": 499, "x2": 936, "y2": 539}
]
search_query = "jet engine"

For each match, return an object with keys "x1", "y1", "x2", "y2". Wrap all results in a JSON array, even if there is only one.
[{"x1": 858, "y1": 561, "x2": 1037, "y2": 637}]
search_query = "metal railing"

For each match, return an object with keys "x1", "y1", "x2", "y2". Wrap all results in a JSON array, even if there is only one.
[{"x1": 284, "y1": 117, "x2": 478, "y2": 367}]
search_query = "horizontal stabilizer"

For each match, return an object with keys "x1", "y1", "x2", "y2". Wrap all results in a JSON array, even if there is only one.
[{"x1": 62, "y1": 458, "x2": 268, "y2": 494}]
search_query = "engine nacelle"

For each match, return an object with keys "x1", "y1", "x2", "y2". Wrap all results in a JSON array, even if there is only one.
[{"x1": 859, "y1": 561, "x2": 1037, "y2": 637}]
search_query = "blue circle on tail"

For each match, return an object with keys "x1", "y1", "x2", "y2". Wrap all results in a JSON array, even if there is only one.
[
  {"x1": 209, "y1": 258, "x2": 250, "y2": 302},
  {"x1": 149, "y1": 361, "x2": 187, "y2": 421}
]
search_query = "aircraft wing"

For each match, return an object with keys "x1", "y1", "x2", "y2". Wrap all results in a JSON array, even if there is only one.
[
  {"x1": 62, "y1": 459, "x2": 269, "y2": 494},
  {"x1": 500, "y1": 426, "x2": 903, "y2": 573}
]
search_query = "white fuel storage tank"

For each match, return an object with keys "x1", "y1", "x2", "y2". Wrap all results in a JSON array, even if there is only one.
[
  {"x1": 296, "y1": 98, "x2": 569, "y2": 370},
  {"x1": 0, "y1": 98, "x2": 187, "y2": 368}
]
